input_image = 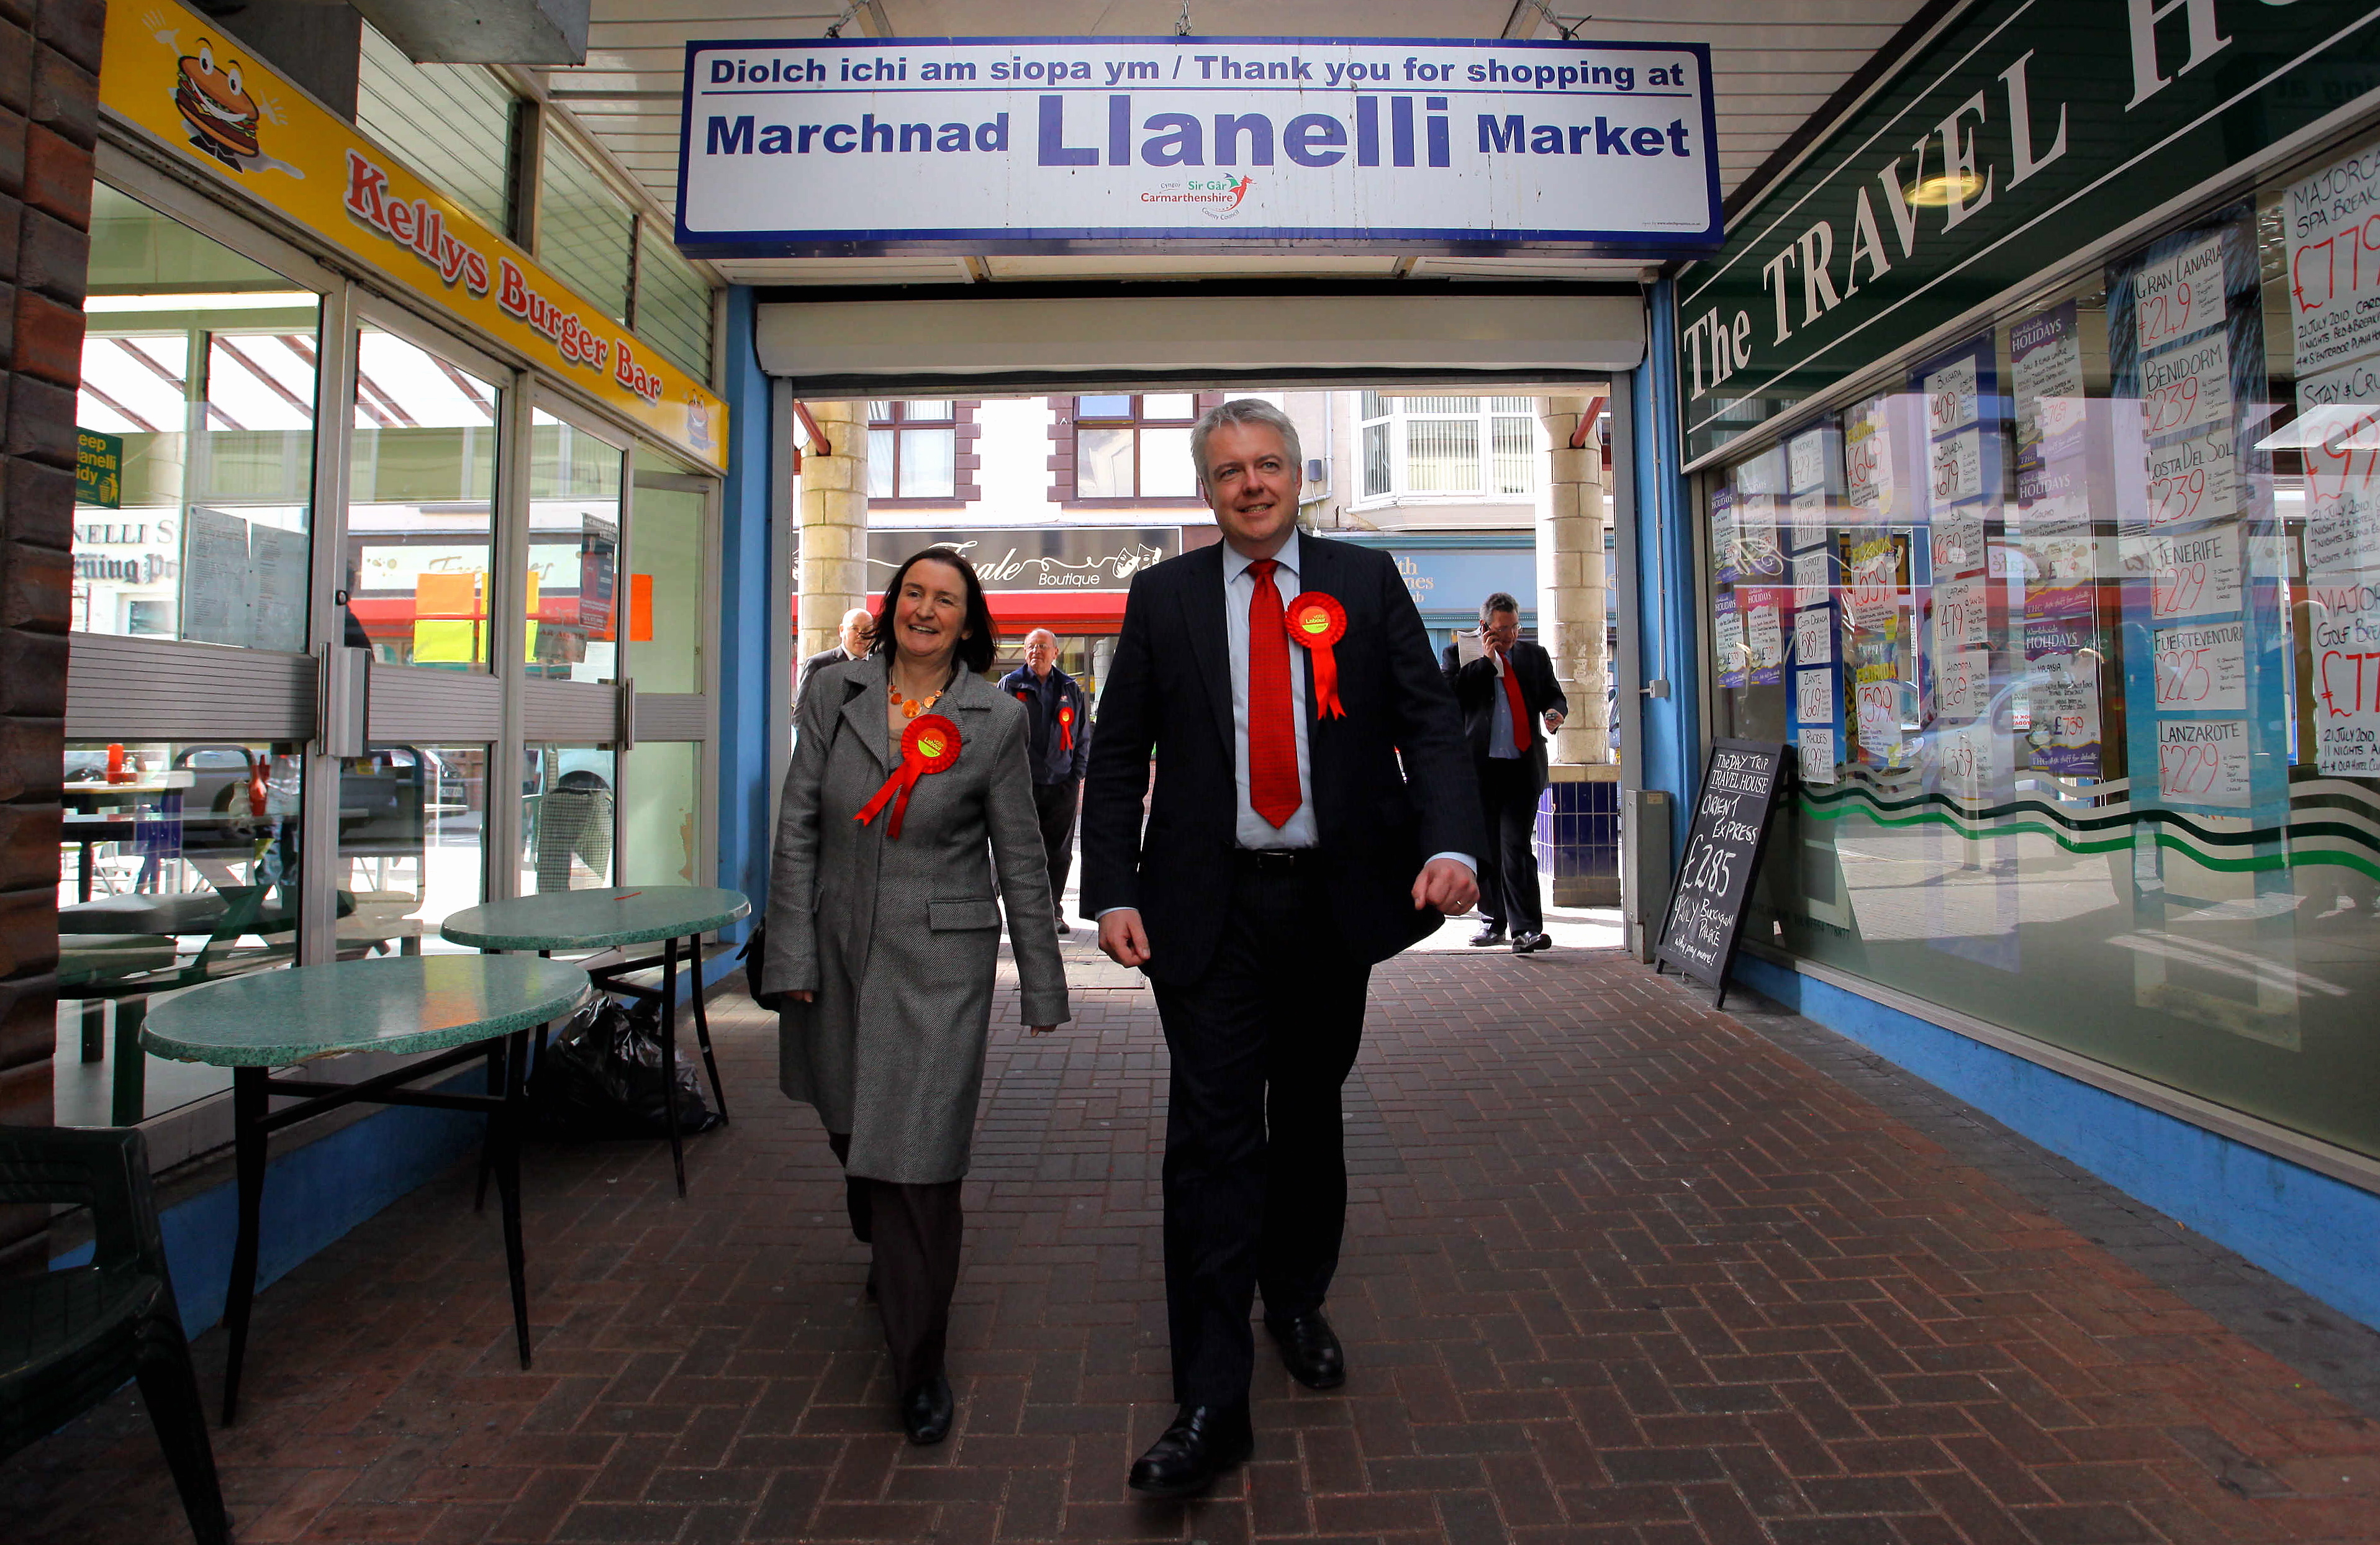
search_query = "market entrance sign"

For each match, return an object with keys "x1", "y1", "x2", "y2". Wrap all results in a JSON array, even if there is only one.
[
  {"x1": 676, "y1": 35, "x2": 1719, "y2": 255},
  {"x1": 1676, "y1": 0, "x2": 2380, "y2": 464}
]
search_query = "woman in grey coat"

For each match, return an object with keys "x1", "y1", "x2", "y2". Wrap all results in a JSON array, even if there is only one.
[{"x1": 761, "y1": 548, "x2": 1070, "y2": 1444}]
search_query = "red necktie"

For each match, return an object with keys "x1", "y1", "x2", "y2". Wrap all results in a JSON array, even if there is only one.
[
  {"x1": 1500, "y1": 649, "x2": 1534, "y2": 754},
  {"x1": 1246, "y1": 558, "x2": 1300, "y2": 828}
]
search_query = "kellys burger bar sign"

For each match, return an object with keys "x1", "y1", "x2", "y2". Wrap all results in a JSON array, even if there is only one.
[
  {"x1": 1676, "y1": 0, "x2": 2380, "y2": 464},
  {"x1": 99, "y1": 0, "x2": 728, "y2": 472}
]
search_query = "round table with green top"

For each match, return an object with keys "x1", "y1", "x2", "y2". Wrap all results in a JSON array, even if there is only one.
[
  {"x1": 141, "y1": 953, "x2": 593, "y2": 1422},
  {"x1": 440, "y1": 886, "x2": 750, "y2": 1197}
]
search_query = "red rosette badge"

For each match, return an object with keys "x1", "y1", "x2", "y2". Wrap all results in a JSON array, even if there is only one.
[
  {"x1": 1283, "y1": 592, "x2": 1348, "y2": 719},
  {"x1": 854, "y1": 714, "x2": 962, "y2": 839},
  {"x1": 1056, "y1": 701, "x2": 1075, "y2": 751}
]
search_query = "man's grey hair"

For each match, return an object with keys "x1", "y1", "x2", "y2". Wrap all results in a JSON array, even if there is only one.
[
  {"x1": 1190, "y1": 398, "x2": 1303, "y2": 492},
  {"x1": 1480, "y1": 592, "x2": 1521, "y2": 622}
]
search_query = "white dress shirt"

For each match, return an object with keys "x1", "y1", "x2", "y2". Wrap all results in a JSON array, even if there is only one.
[{"x1": 1223, "y1": 532, "x2": 1319, "y2": 849}]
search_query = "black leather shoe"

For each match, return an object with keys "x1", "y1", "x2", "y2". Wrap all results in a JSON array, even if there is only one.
[
  {"x1": 1265, "y1": 1310, "x2": 1347, "y2": 1389},
  {"x1": 1128, "y1": 1403, "x2": 1254, "y2": 1498},
  {"x1": 1512, "y1": 931, "x2": 1552, "y2": 954},
  {"x1": 1469, "y1": 922, "x2": 1506, "y2": 947},
  {"x1": 899, "y1": 1373, "x2": 954, "y2": 1444},
  {"x1": 1054, "y1": 917, "x2": 1072, "y2": 935}
]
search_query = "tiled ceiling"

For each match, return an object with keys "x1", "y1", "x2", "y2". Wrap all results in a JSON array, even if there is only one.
[{"x1": 541, "y1": 0, "x2": 1931, "y2": 286}]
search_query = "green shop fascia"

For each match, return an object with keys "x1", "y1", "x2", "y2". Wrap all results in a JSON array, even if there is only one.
[{"x1": 1672, "y1": 0, "x2": 2380, "y2": 1171}]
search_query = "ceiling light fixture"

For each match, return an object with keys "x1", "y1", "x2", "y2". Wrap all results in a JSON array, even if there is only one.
[{"x1": 1904, "y1": 172, "x2": 1988, "y2": 207}]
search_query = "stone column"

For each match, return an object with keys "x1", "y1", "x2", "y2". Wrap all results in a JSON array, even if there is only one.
[
  {"x1": 1534, "y1": 397, "x2": 1619, "y2": 906},
  {"x1": 796, "y1": 401, "x2": 871, "y2": 663},
  {"x1": 1537, "y1": 396, "x2": 1609, "y2": 766},
  {"x1": 1, "y1": 0, "x2": 101, "y2": 1268}
]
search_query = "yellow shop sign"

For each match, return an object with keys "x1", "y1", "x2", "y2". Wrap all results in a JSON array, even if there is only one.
[{"x1": 99, "y1": 1, "x2": 727, "y2": 471}]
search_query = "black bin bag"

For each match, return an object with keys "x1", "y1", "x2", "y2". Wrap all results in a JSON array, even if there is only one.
[{"x1": 530, "y1": 995, "x2": 722, "y2": 1140}]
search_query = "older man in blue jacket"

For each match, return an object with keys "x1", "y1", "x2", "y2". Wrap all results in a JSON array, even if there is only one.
[{"x1": 997, "y1": 629, "x2": 1092, "y2": 932}]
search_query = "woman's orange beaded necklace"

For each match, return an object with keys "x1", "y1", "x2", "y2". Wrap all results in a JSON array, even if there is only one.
[{"x1": 888, "y1": 673, "x2": 951, "y2": 720}]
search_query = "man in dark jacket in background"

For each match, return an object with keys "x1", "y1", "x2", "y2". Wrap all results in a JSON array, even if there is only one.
[
  {"x1": 997, "y1": 628, "x2": 1092, "y2": 932},
  {"x1": 797, "y1": 607, "x2": 876, "y2": 706},
  {"x1": 1442, "y1": 592, "x2": 1568, "y2": 953}
]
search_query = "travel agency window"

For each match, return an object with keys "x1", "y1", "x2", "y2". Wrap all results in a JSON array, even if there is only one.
[
  {"x1": 65, "y1": 178, "x2": 332, "y2": 1127},
  {"x1": 1688, "y1": 112, "x2": 2380, "y2": 1166},
  {"x1": 1066, "y1": 393, "x2": 1205, "y2": 501},
  {"x1": 1358, "y1": 394, "x2": 1538, "y2": 501}
]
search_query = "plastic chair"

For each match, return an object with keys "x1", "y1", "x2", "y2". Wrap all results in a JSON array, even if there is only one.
[{"x1": 0, "y1": 1126, "x2": 230, "y2": 1543}]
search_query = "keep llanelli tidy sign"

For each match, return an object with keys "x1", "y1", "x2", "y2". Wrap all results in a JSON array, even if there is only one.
[{"x1": 676, "y1": 35, "x2": 1720, "y2": 255}]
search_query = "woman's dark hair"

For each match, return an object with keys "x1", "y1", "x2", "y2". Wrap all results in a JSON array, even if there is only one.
[{"x1": 872, "y1": 546, "x2": 999, "y2": 674}]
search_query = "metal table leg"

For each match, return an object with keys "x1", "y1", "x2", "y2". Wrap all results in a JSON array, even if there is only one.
[
  {"x1": 221, "y1": 1066, "x2": 268, "y2": 1425},
  {"x1": 686, "y1": 934, "x2": 728, "y2": 1125},
  {"x1": 661, "y1": 934, "x2": 685, "y2": 1197},
  {"x1": 492, "y1": 1028, "x2": 533, "y2": 1367}
]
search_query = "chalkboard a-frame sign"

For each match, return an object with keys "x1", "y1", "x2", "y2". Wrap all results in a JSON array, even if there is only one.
[{"x1": 1654, "y1": 739, "x2": 1788, "y2": 1009}]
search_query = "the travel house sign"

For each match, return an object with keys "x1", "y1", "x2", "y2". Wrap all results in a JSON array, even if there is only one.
[
  {"x1": 676, "y1": 35, "x2": 1720, "y2": 254},
  {"x1": 1676, "y1": 0, "x2": 2380, "y2": 463}
]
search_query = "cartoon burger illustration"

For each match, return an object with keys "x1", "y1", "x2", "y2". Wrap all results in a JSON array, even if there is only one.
[{"x1": 174, "y1": 40, "x2": 260, "y2": 167}]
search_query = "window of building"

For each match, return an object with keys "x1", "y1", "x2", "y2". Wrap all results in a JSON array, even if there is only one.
[
  {"x1": 1697, "y1": 134, "x2": 2380, "y2": 1163},
  {"x1": 867, "y1": 401, "x2": 959, "y2": 501},
  {"x1": 635, "y1": 228, "x2": 714, "y2": 383},
  {"x1": 1359, "y1": 394, "x2": 1537, "y2": 500},
  {"x1": 356, "y1": 25, "x2": 520, "y2": 237},
  {"x1": 1072, "y1": 393, "x2": 1200, "y2": 500},
  {"x1": 538, "y1": 137, "x2": 635, "y2": 324}
]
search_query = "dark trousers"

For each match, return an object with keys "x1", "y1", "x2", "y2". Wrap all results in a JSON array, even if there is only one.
[
  {"x1": 1032, "y1": 779, "x2": 1079, "y2": 915},
  {"x1": 1149, "y1": 863, "x2": 1370, "y2": 1408},
  {"x1": 826, "y1": 1133, "x2": 964, "y2": 1392},
  {"x1": 1475, "y1": 757, "x2": 1545, "y2": 936}
]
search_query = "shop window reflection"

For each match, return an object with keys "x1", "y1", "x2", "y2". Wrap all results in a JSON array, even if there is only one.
[
  {"x1": 529, "y1": 411, "x2": 623, "y2": 681},
  {"x1": 76, "y1": 184, "x2": 317, "y2": 650},
  {"x1": 54, "y1": 740, "x2": 305, "y2": 1127},
  {"x1": 1699, "y1": 165, "x2": 2380, "y2": 1161},
  {"x1": 522, "y1": 744, "x2": 615, "y2": 894},
  {"x1": 345, "y1": 327, "x2": 500, "y2": 669},
  {"x1": 338, "y1": 744, "x2": 489, "y2": 955}
]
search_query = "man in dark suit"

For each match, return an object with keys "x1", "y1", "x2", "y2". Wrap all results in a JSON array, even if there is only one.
[
  {"x1": 1082, "y1": 399, "x2": 1485, "y2": 1498},
  {"x1": 1442, "y1": 594, "x2": 1568, "y2": 954},
  {"x1": 996, "y1": 628, "x2": 1092, "y2": 933},
  {"x1": 796, "y1": 607, "x2": 875, "y2": 705}
]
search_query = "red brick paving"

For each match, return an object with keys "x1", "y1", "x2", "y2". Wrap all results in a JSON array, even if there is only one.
[{"x1": 6, "y1": 940, "x2": 2379, "y2": 1543}]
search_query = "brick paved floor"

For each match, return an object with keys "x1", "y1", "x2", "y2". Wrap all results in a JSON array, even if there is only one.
[{"x1": 9, "y1": 936, "x2": 2380, "y2": 1544}]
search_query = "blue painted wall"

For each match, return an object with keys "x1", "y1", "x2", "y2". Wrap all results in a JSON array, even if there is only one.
[
  {"x1": 1632, "y1": 279, "x2": 1699, "y2": 855},
  {"x1": 1732, "y1": 953, "x2": 2380, "y2": 1333},
  {"x1": 714, "y1": 285, "x2": 774, "y2": 942}
]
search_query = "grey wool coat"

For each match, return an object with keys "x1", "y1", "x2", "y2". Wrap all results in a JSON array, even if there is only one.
[{"x1": 761, "y1": 652, "x2": 1070, "y2": 1184}]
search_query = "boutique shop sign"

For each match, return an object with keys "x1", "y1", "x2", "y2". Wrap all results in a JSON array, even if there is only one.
[
  {"x1": 676, "y1": 36, "x2": 1719, "y2": 253},
  {"x1": 1676, "y1": 0, "x2": 2380, "y2": 464}
]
